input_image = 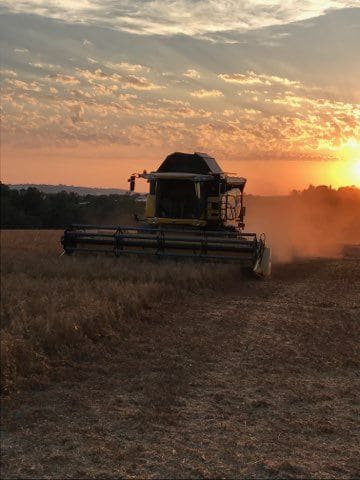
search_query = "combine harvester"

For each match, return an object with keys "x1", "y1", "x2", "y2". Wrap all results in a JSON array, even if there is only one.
[{"x1": 61, "y1": 152, "x2": 271, "y2": 276}]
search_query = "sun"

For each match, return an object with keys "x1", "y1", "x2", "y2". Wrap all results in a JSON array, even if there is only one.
[
  {"x1": 344, "y1": 139, "x2": 360, "y2": 185},
  {"x1": 338, "y1": 138, "x2": 360, "y2": 186},
  {"x1": 326, "y1": 138, "x2": 360, "y2": 187},
  {"x1": 351, "y1": 159, "x2": 360, "y2": 180}
]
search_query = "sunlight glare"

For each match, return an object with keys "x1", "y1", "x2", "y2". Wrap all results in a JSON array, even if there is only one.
[
  {"x1": 351, "y1": 159, "x2": 360, "y2": 181},
  {"x1": 327, "y1": 138, "x2": 360, "y2": 187}
]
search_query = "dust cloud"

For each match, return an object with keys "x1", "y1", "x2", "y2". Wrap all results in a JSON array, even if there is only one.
[{"x1": 245, "y1": 186, "x2": 360, "y2": 263}]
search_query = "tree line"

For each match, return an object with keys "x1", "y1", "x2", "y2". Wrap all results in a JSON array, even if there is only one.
[
  {"x1": 1, "y1": 182, "x2": 359, "y2": 228},
  {"x1": 0, "y1": 183, "x2": 145, "y2": 228}
]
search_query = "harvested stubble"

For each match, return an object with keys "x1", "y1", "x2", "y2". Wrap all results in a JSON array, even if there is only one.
[
  {"x1": 1, "y1": 230, "x2": 239, "y2": 393},
  {"x1": 1, "y1": 230, "x2": 360, "y2": 479}
]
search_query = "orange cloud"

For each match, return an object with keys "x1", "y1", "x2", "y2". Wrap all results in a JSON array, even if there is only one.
[
  {"x1": 183, "y1": 69, "x2": 201, "y2": 79},
  {"x1": 76, "y1": 68, "x2": 163, "y2": 90},
  {"x1": 122, "y1": 75, "x2": 164, "y2": 90},
  {"x1": 48, "y1": 74, "x2": 80, "y2": 84},
  {"x1": 0, "y1": 69, "x2": 17, "y2": 77},
  {"x1": 219, "y1": 71, "x2": 301, "y2": 87},
  {"x1": 190, "y1": 89, "x2": 223, "y2": 98},
  {"x1": 106, "y1": 61, "x2": 150, "y2": 73}
]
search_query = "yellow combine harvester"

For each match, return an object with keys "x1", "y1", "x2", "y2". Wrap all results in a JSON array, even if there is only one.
[{"x1": 61, "y1": 152, "x2": 271, "y2": 275}]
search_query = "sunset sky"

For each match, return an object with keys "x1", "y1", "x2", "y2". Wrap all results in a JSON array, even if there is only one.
[{"x1": 1, "y1": 1, "x2": 360, "y2": 194}]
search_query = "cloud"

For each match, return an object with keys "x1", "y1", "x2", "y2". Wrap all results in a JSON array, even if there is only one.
[
  {"x1": 76, "y1": 68, "x2": 162, "y2": 89},
  {"x1": 1, "y1": 1, "x2": 357, "y2": 38},
  {"x1": 123, "y1": 75, "x2": 163, "y2": 90},
  {"x1": 126, "y1": 121, "x2": 192, "y2": 148},
  {"x1": 183, "y1": 69, "x2": 201, "y2": 79},
  {"x1": 14, "y1": 48, "x2": 29, "y2": 53},
  {"x1": 30, "y1": 62, "x2": 61, "y2": 70},
  {"x1": 219, "y1": 71, "x2": 301, "y2": 87},
  {"x1": 49, "y1": 73, "x2": 80, "y2": 84},
  {"x1": 6, "y1": 79, "x2": 42, "y2": 92},
  {"x1": 91, "y1": 83, "x2": 120, "y2": 96},
  {"x1": 190, "y1": 89, "x2": 223, "y2": 98},
  {"x1": 76, "y1": 68, "x2": 106, "y2": 82},
  {"x1": 107, "y1": 62, "x2": 149, "y2": 73},
  {"x1": 4, "y1": 62, "x2": 358, "y2": 158},
  {"x1": 0, "y1": 69, "x2": 17, "y2": 77},
  {"x1": 69, "y1": 104, "x2": 84, "y2": 123},
  {"x1": 118, "y1": 93, "x2": 137, "y2": 100},
  {"x1": 69, "y1": 88, "x2": 93, "y2": 100},
  {"x1": 1, "y1": 5, "x2": 358, "y2": 168},
  {"x1": 136, "y1": 98, "x2": 211, "y2": 119}
]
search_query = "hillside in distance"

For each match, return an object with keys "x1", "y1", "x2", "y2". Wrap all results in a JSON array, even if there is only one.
[{"x1": 8, "y1": 184, "x2": 129, "y2": 196}]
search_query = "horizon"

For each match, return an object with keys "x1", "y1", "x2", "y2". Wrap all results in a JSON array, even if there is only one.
[
  {"x1": 4, "y1": 179, "x2": 360, "y2": 198},
  {"x1": 1, "y1": 2, "x2": 360, "y2": 194}
]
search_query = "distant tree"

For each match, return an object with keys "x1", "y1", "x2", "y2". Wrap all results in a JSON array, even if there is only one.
[
  {"x1": 2, "y1": 182, "x2": 357, "y2": 229},
  {"x1": 0, "y1": 184, "x2": 145, "y2": 228}
]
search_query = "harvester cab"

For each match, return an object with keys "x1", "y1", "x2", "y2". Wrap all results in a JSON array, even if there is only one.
[
  {"x1": 61, "y1": 152, "x2": 271, "y2": 276},
  {"x1": 130, "y1": 152, "x2": 247, "y2": 230}
]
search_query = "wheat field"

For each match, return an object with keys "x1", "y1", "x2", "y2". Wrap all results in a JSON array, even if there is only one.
[
  {"x1": 1, "y1": 230, "x2": 239, "y2": 393},
  {"x1": 1, "y1": 230, "x2": 359, "y2": 478}
]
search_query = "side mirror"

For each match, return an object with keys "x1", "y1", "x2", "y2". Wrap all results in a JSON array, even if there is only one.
[{"x1": 128, "y1": 175, "x2": 136, "y2": 191}]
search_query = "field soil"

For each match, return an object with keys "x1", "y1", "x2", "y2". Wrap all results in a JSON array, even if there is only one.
[{"x1": 1, "y1": 249, "x2": 359, "y2": 478}]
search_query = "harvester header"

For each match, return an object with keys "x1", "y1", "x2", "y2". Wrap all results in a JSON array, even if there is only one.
[{"x1": 61, "y1": 152, "x2": 271, "y2": 275}]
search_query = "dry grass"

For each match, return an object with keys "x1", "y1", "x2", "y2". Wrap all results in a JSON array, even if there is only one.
[
  {"x1": 1, "y1": 230, "x2": 239, "y2": 394},
  {"x1": 1, "y1": 231, "x2": 359, "y2": 479}
]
